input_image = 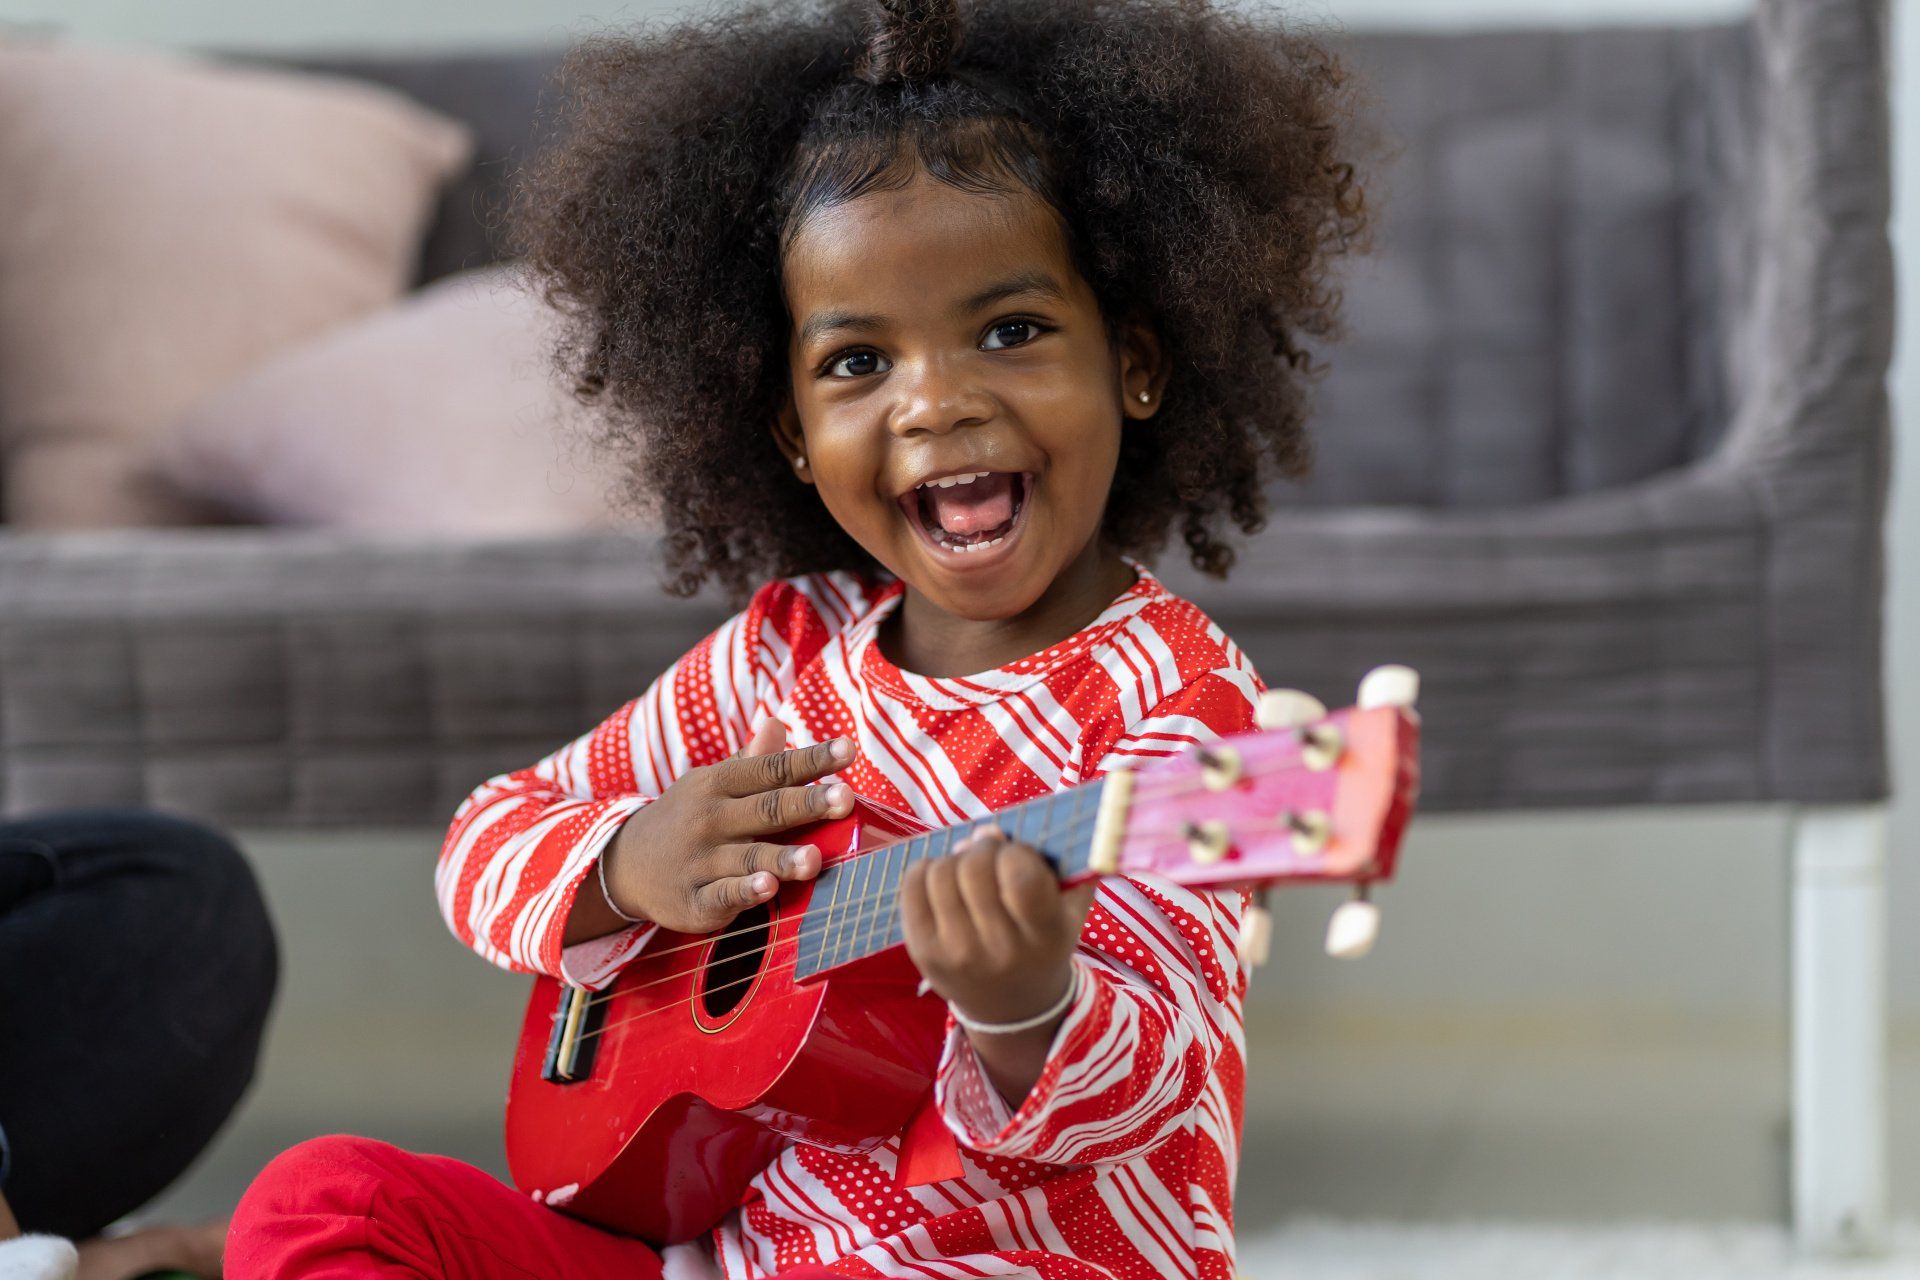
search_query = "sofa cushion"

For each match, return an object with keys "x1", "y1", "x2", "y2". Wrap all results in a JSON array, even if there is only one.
[
  {"x1": 158, "y1": 265, "x2": 621, "y2": 535},
  {"x1": 0, "y1": 37, "x2": 473, "y2": 528},
  {"x1": 255, "y1": 50, "x2": 569, "y2": 287}
]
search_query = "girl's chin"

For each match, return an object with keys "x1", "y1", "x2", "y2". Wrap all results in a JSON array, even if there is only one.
[{"x1": 894, "y1": 519, "x2": 1058, "y2": 619}]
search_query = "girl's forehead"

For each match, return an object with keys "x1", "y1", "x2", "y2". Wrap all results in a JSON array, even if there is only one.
[{"x1": 782, "y1": 173, "x2": 1079, "y2": 318}]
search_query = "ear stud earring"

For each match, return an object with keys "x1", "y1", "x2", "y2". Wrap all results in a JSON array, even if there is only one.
[{"x1": 1137, "y1": 391, "x2": 1151, "y2": 404}]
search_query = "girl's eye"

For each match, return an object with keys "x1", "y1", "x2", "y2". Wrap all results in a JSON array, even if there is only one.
[
  {"x1": 821, "y1": 321, "x2": 1049, "y2": 377},
  {"x1": 982, "y1": 319, "x2": 1046, "y2": 351},
  {"x1": 825, "y1": 350, "x2": 890, "y2": 379}
]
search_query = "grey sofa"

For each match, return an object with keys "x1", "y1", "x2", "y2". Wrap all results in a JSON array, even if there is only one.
[{"x1": 0, "y1": 0, "x2": 1892, "y2": 1255}]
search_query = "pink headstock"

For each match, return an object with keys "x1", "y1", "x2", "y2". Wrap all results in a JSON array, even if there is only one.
[{"x1": 1112, "y1": 670, "x2": 1422, "y2": 895}]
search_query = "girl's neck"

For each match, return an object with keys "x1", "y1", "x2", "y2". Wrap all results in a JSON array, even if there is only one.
[{"x1": 880, "y1": 540, "x2": 1138, "y2": 679}]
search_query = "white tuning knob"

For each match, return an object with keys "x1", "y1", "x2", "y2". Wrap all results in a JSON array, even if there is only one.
[
  {"x1": 1324, "y1": 898, "x2": 1380, "y2": 959},
  {"x1": 1185, "y1": 819, "x2": 1232, "y2": 866},
  {"x1": 1242, "y1": 893, "x2": 1273, "y2": 968},
  {"x1": 1255, "y1": 688, "x2": 1327, "y2": 732},
  {"x1": 1357, "y1": 664, "x2": 1420, "y2": 710}
]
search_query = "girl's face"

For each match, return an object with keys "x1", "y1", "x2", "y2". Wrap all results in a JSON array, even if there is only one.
[{"x1": 777, "y1": 168, "x2": 1164, "y2": 624}]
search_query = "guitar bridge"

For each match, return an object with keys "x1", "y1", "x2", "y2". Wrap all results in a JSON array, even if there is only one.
[{"x1": 542, "y1": 984, "x2": 610, "y2": 1084}]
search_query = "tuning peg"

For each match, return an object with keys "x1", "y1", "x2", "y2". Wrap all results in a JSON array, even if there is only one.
[
  {"x1": 1285, "y1": 809, "x2": 1330, "y2": 856},
  {"x1": 1255, "y1": 688, "x2": 1327, "y2": 732},
  {"x1": 1358, "y1": 664, "x2": 1420, "y2": 710},
  {"x1": 1243, "y1": 888, "x2": 1273, "y2": 967},
  {"x1": 1299, "y1": 725, "x2": 1343, "y2": 772},
  {"x1": 1195, "y1": 746, "x2": 1243, "y2": 792},
  {"x1": 1184, "y1": 819, "x2": 1232, "y2": 865},
  {"x1": 1324, "y1": 887, "x2": 1380, "y2": 960}
]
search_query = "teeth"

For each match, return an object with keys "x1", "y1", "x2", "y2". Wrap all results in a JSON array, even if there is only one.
[
  {"x1": 923, "y1": 471, "x2": 989, "y2": 490},
  {"x1": 944, "y1": 536, "x2": 1005, "y2": 554}
]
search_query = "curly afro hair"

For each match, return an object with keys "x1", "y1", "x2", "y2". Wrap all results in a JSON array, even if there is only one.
[{"x1": 508, "y1": 0, "x2": 1372, "y2": 601}]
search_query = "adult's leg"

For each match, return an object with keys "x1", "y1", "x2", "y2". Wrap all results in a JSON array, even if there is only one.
[
  {"x1": 0, "y1": 808, "x2": 278, "y2": 1239},
  {"x1": 228, "y1": 1136, "x2": 666, "y2": 1280}
]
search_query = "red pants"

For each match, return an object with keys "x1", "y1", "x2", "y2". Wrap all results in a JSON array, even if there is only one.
[{"x1": 227, "y1": 1135, "x2": 836, "y2": 1279}]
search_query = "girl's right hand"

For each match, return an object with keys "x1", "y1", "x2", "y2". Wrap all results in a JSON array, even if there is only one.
[{"x1": 600, "y1": 722, "x2": 854, "y2": 934}]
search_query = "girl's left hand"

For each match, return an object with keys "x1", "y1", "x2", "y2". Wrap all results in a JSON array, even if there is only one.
[{"x1": 900, "y1": 826, "x2": 1098, "y2": 1027}]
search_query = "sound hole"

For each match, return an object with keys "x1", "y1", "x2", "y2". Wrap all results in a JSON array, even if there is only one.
[{"x1": 701, "y1": 901, "x2": 772, "y2": 1019}]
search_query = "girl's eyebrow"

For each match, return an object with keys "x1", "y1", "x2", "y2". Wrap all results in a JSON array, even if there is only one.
[
  {"x1": 796, "y1": 269, "x2": 1068, "y2": 348},
  {"x1": 960, "y1": 268, "x2": 1068, "y2": 314}
]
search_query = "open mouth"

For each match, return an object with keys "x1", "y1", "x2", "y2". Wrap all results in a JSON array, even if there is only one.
[{"x1": 900, "y1": 470, "x2": 1030, "y2": 557}]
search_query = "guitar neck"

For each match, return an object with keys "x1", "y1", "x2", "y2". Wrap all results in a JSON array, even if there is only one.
[{"x1": 792, "y1": 777, "x2": 1110, "y2": 981}]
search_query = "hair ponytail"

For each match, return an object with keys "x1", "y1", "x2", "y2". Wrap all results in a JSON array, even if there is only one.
[{"x1": 853, "y1": 0, "x2": 963, "y2": 86}]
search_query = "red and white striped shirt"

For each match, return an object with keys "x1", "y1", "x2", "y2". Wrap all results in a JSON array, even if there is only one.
[{"x1": 439, "y1": 562, "x2": 1264, "y2": 1279}]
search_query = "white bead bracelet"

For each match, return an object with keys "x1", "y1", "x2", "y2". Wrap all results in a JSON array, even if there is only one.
[
  {"x1": 946, "y1": 967, "x2": 1080, "y2": 1036},
  {"x1": 597, "y1": 849, "x2": 649, "y2": 925}
]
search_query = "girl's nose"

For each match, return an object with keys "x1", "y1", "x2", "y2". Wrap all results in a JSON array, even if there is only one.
[{"x1": 887, "y1": 354, "x2": 994, "y2": 437}]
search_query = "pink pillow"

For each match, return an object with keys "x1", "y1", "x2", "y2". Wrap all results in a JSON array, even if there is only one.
[
  {"x1": 158, "y1": 266, "x2": 625, "y2": 534},
  {"x1": 0, "y1": 38, "x2": 474, "y2": 526}
]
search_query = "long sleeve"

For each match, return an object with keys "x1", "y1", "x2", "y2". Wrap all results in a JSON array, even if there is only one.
[
  {"x1": 434, "y1": 581, "x2": 828, "y2": 986},
  {"x1": 934, "y1": 668, "x2": 1261, "y2": 1166}
]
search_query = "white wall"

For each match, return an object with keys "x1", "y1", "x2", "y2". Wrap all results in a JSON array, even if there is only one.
[{"x1": 1, "y1": 0, "x2": 1909, "y2": 1023}]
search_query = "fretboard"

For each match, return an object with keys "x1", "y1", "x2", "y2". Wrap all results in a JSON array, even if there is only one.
[{"x1": 792, "y1": 777, "x2": 1110, "y2": 981}]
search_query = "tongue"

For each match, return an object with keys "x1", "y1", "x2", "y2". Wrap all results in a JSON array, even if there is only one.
[{"x1": 926, "y1": 473, "x2": 1016, "y2": 535}]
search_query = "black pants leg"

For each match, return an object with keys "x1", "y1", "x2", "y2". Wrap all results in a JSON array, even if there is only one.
[{"x1": 0, "y1": 808, "x2": 278, "y2": 1239}]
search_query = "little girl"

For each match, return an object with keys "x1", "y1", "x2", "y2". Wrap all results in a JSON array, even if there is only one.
[{"x1": 229, "y1": 0, "x2": 1367, "y2": 1275}]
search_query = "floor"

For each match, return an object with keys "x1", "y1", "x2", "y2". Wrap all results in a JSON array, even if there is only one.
[{"x1": 1234, "y1": 1219, "x2": 1920, "y2": 1278}]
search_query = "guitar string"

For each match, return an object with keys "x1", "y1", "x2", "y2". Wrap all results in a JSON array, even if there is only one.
[
  {"x1": 571, "y1": 950, "x2": 856, "y2": 1046},
  {"x1": 572, "y1": 801, "x2": 1343, "y2": 1018},
  {"x1": 574, "y1": 764, "x2": 1213, "y2": 971},
  {"x1": 573, "y1": 873, "x2": 1064, "y2": 1046},
  {"x1": 570, "y1": 813, "x2": 1306, "y2": 1047},
  {"x1": 573, "y1": 810, "x2": 1101, "y2": 1014},
  {"x1": 589, "y1": 809, "x2": 1096, "y2": 965},
  {"x1": 566, "y1": 732, "x2": 1329, "y2": 988},
  {"x1": 568, "y1": 752, "x2": 1328, "y2": 990},
  {"x1": 563, "y1": 807, "x2": 1339, "y2": 1034},
  {"x1": 543, "y1": 729, "x2": 1370, "y2": 1057},
  {"x1": 571, "y1": 789, "x2": 1178, "y2": 1015},
  {"x1": 570, "y1": 780, "x2": 1139, "y2": 1010}
]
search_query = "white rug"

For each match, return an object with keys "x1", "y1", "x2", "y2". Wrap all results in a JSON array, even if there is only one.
[{"x1": 1235, "y1": 1219, "x2": 1920, "y2": 1279}]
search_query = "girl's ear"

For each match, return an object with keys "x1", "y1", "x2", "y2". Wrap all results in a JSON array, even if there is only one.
[
  {"x1": 1116, "y1": 312, "x2": 1169, "y2": 421},
  {"x1": 772, "y1": 394, "x2": 814, "y2": 486}
]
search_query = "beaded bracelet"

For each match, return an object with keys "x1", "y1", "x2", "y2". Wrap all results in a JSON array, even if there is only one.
[
  {"x1": 946, "y1": 967, "x2": 1080, "y2": 1036},
  {"x1": 597, "y1": 850, "x2": 649, "y2": 926}
]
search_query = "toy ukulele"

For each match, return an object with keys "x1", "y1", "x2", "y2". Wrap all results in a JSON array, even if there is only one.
[{"x1": 505, "y1": 665, "x2": 1422, "y2": 1243}]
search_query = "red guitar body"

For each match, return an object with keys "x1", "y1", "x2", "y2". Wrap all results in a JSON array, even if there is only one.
[{"x1": 504, "y1": 803, "x2": 943, "y2": 1245}]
